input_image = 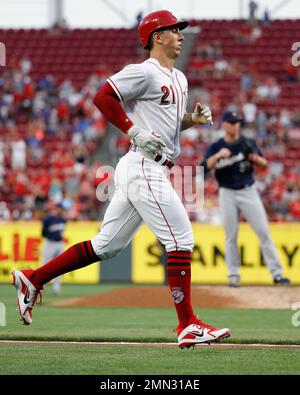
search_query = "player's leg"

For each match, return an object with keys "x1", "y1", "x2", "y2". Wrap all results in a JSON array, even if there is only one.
[
  {"x1": 30, "y1": 187, "x2": 142, "y2": 288},
  {"x1": 90, "y1": 187, "x2": 143, "y2": 259},
  {"x1": 219, "y1": 187, "x2": 241, "y2": 286},
  {"x1": 42, "y1": 240, "x2": 55, "y2": 265},
  {"x1": 52, "y1": 242, "x2": 65, "y2": 295},
  {"x1": 52, "y1": 275, "x2": 61, "y2": 295},
  {"x1": 12, "y1": 156, "x2": 143, "y2": 324},
  {"x1": 41, "y1": 240, "x2": 63, "y2": 295},
  {"x1": 238, "y1": 185, "x2": 285, "y2": 281},
  {"x1": 127, "y1": 156, "x2": 193, "y2": 326},
  {"x1": 127, "y1": 155, "x2": 229, "y2": 346}
]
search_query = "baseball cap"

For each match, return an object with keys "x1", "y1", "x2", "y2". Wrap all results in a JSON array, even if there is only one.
[{"x1": 222, "y1": 111, "x2": 243, "y2": 123}]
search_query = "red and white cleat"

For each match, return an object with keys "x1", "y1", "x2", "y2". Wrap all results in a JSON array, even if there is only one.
[
  {"x1": 177, "y1": 315, "x2": 230, "y2": 349},
  {"x1": 12, "y1": 269, "x2": 42, "y2": 325}
]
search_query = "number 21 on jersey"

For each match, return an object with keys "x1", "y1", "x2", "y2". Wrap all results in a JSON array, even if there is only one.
[{"x1": 160, "y1": 85, "x2": 176, "y2": 105}]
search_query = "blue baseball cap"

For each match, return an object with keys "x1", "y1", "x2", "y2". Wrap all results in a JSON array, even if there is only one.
[{"x1": 222, "y1": 111, "x2": 243, "y2": 123}]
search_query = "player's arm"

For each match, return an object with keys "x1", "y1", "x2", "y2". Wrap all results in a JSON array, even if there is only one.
[
  {"x1": 248, "y1": 140, "x2": 267, "y2": 169},
  {"x1": 93, "y1": 82, "x2": 165, "y2": 157},
  {"x1": 181, "y1": 103, "x2": 213, "y2": 131},
  {"x1": 201, "y1": 145, "x2": 231, "y2": 173},
  {"x1": 248, "y1": 153, "x2": 267, "y2": 169},
  {"x1": 205, "y1": 148, "x2": 231, "y2": 170},
  {"x1": 93, "y1": 82, "x2": 134, "y2": 133}
]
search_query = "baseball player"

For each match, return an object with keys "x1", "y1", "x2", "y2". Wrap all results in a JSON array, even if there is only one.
[
  {"x1": 12, "y1": 10, "x2": 230, "y2": 348},
  {"x1": 201, "y1": 111, "x2": 291, "y2": 287},
  {"x1": 41, "y1": 203, "x2": 67, "y2": 295}
]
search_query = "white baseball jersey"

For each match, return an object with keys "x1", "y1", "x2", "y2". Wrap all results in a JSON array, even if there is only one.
[
  {"x1": 107, "y1": 57, "x2": 188, "y2": 160},
  {"x1": 91, "y1": 57, "x2": 194, "y2": 258}
]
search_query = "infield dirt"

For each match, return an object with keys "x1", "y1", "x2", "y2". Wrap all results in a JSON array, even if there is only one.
[{"x1": 50, "y1": 285, "x2": 300, "y2": 309}]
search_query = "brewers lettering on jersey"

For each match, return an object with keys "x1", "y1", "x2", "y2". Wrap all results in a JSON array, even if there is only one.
[
  {"x1": 12, "y1": 10, "x2": 230, "y2": 348},
  {"x1": 202, "y1": 111, "x2": 290, "y2": 287}
]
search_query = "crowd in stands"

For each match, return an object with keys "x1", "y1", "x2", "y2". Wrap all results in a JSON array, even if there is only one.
[
  {"x1": 0, "y1": 58, "x2": 107, "y2": 221},
  {"x1": 1, "y1": 17, "x2": 300, "y2": 223},
  {"x1": 179, "y1": 22, "x2": 300, "y2": 222}
]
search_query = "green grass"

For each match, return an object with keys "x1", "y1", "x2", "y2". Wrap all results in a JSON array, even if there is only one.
[
  {"x1": 0, "y1": 284, "x2": 299, "y2": 344},
  {"x1": 1, "y1": 344, "x2": 300, "y2": 375},
  {"x1": 1, "y1": 283, "x2": 300, "y2": 374}
]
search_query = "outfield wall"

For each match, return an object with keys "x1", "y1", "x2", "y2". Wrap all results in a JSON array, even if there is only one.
[{"x1": 0, "y1": 221, "x2": 299, "y2": 285}]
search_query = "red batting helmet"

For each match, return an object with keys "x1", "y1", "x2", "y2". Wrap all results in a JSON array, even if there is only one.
[{"x1": 138, "y1": 10, "x2": 189, "y2": 50}]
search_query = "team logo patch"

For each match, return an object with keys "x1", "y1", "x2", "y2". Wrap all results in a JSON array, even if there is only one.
[
  {"x1": 151, "y1": 131, "x2": 160, "y2": 138},
  {"x1": 171, "y1": 287, "x2": 185, "y2": 304}
]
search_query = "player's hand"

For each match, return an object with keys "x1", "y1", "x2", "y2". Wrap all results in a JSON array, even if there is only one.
[
  {"x1": 248, "y1": 153, "x2": 260, "y2": 162},
  {"x1": 248, "y1": 153, "x2": 267, "y2": 168},
  {"x1": 192, "y1": 103, "x2": 213, "y2": 125},
  {"x1": 127, "y1": 125, "x2": 166, "y2": 157},
  {"x1": 216, "y1": 148, "x2": 231, "y2": 159}
]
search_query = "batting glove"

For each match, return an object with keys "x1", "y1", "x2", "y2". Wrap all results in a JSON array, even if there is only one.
[
  {"x1": 192, "y1": 103, "x2": 213, "y2": 125},
  {"x1": 127, "y1": 125, "x2": 166, "y2": 157}
]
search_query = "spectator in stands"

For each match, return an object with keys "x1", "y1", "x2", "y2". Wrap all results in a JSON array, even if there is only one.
[
  {"x1": 214, "y1": 59, "x2": 230, "y2": 79},
  {"x1": 262, "y1": 8, "x2": 270, "y2": 27},
  {"x1": 196, "y1": 43, "x2": 215, "y2": 60},
  {"x1": 250, "y1": 24, "x2": 262, "y2": 42},
  {"x1": 0, "y1": 138, "x2": 5, "y2": 176},
  {"x1": 79, "y1": 172, "x2": 95, "y2": 204},
  {"x1": 11, "y1": 130, "x2": 26, "y2": 170},
  {"x1": 71, "y1": 116, "x2": 85, "y2": 145},
  {"x1": 290, "y1": 198, "x2": 300, "y2": 219},
  {"x1": 248, "y1": 0, "x2": 258, "y2": 23},
  {"x1": 49, "y1": 18, "x2": 69, "y2": 35},
  {"x1": 0, "y1": 202, "x2": 10, "y2": 222},
  {"x1": 212, "y1": 41, "x2": 223, "y2": 59},
  {"x1": 256, "y1": 110, "x2": 267, "y2": 137},
  {"x1": 231, "y1": 24, "x2": 252, "y2": 43},
  {"x1": 243, "y1": 100, "x2": 257, "y2": 127},
  {"x1": 15, "y1": 171, "x2": 28, "y2": 203},
  {"x1": 34, "y1": 184, "x2": 48, "y2": 211},
  {"x1": 26, "y1": 125, "x2": 43, "y2": 160},
  {"x1": 284, "y1": 180, "x2": 299, "y2": 203},
  {"x1": 65, "y1": 170, "x2": 80, "y2": 200},
  {"x1": 135, "y1": 11, "x2": 143, "y2": 27},
  {"x1": 232, "y1": 23, "x2": 262, "y2": 44},
  {"x1": 240, "y1": 71, "x2": 254, "y2": 92},
  {"x1": 73, "y1": 145, "x2": 88, "y2": 174},
  {"x1": 48, "y1": 176, "x2": 63, "y2": 204},
  {"x1": 19, "y1": 56, "x2": 32, "y2": 76},
  {"x1": 0, "y1": 166, "x2": 5, "y2": 188},
  {"x1": 282, "y1": 57, "x2": 299, "y2": 82},
  {"x1": 255, "y1": 77, "x2": 281, "y2": 102},
  {"x1": 279, "y1": 109, "x2": 293, "y2": 129}
]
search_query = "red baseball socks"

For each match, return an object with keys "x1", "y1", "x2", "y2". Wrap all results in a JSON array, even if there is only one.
[
  {"x1": 167, "y1": 250, "x2": 194, "y2": 328},
  {"x1": 31, "y1": 240, "x2": 99, "y2": 287}
]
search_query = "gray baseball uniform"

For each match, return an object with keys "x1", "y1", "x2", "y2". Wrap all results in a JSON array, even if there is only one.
[
  {"x1": 202, "y1": 134, "x2": 286, "y2": 285},
  {"x1": 42, "y1": 214, "x2": 66, "y2": 294},
  {"x1": 219, "y1": 185, "x2": 282, "y2": 280}
]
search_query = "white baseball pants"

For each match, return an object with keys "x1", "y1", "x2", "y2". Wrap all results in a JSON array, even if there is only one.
[{"x1": 91, "y1": 151, "x2": 194, "y2": 259}]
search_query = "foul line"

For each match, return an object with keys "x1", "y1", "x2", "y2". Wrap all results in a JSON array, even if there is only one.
[{"x1": 1, "y1": 340, "x2": 300, "y2": 349}]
